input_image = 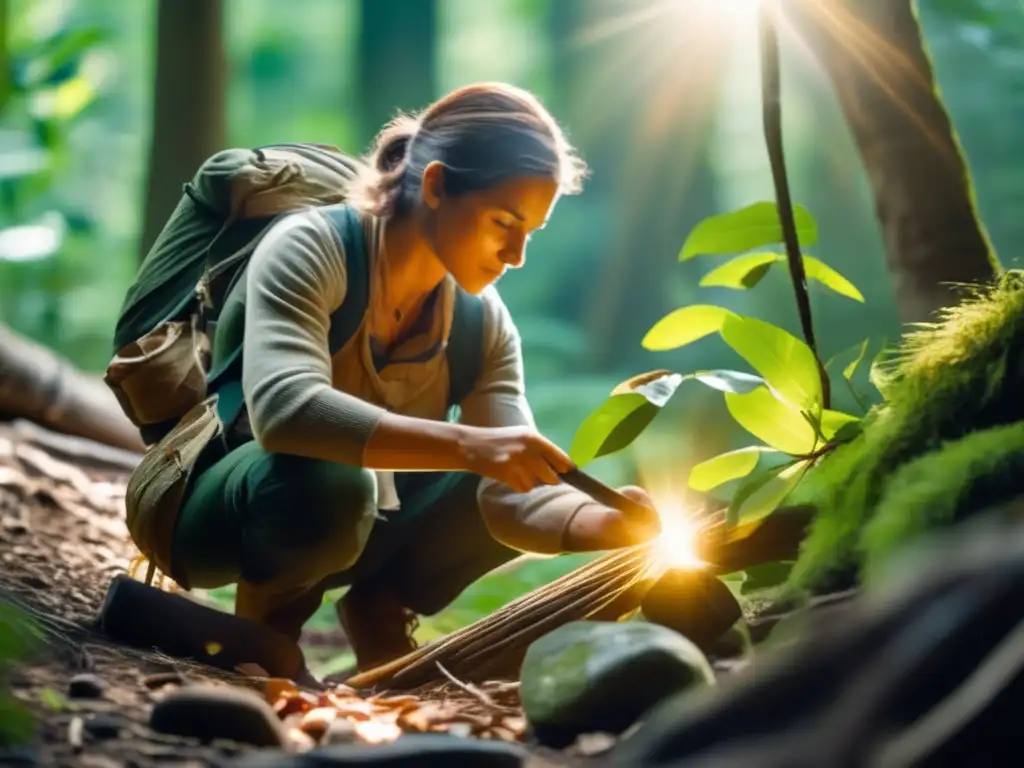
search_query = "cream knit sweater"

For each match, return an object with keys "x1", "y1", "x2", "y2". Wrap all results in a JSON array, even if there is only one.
[{"x1": 239, "y1": 208, "x2": 603, "y2": 554}]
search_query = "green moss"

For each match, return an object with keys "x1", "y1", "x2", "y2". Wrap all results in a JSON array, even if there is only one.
[
  {"x1": 862, "y1": 420, "x2": 1024, "y2": 580},
  {"x1": 790, "y1": 271, "x2": 1024, "y2": 594}
]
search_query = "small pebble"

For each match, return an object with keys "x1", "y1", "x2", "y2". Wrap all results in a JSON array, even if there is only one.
[
  {"x1": 68, "y1": 673, "x2": 107, "y2": 699},
  {"x1": 83, "y1": 713, "x2": 124, "y2": 740},
  {"x1": 149, "y1": 683, "x2": 287, "y2": 748}
]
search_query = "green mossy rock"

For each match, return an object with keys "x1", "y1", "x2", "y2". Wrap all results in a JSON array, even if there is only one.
[
  {"x1": 520, "y1": 621, "x2": 714, "y2": 747},
  {"x1": 792, "y1": 271, "x2": 1024, "y2": 594}
]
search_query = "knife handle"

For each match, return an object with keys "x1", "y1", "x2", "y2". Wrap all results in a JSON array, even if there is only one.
[{"x1": 559, "y1": 467, "x2": 655, "y2": 518}]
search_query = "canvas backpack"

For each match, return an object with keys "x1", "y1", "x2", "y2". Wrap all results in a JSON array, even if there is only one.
[{"x1": 104, "y1": 142, "x2": 484, "y2": 588}]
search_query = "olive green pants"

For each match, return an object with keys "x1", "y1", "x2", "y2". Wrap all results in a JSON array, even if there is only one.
[{"x1": 171, "y1": 440, "x2": 519, "y2": 634}]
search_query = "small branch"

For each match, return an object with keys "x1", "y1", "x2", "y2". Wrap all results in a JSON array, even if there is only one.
[
  {"x1": 434, "y1": 662, "x2": 519, "y2": 715},
  {"x1": 760, "y1": 1, "x2": 831, "y2": 408}
]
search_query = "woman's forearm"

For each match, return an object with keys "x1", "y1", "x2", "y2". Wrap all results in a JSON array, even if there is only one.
[{"x1": 362, "y1": 411, "x2": 470, "y2": 472}]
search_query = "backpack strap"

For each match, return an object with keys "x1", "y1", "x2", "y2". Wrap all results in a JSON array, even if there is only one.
[
  {"x1": 209, "y1": 203, "x2": 484, "y2": 435},
  {"x1": 207, "y1": 204, "x2": 370, "y2": 432},
  {"x1": 320, "y1": 205, "x2": 371, "y2": 355},
  {"x1": 447, "y1": 288, "x2": 486, "y2": 411}
]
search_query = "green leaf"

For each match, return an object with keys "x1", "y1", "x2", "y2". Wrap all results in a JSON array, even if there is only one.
[
  {"x1": 688, "y1": 446, "x2": 776, "y2": 492},
  {"x1": 739, "y1": 562, "x2": 794, "y2": 595},
  {"x1": 719, "y1": 314, "x2": 822, "y2": 412},
  {"x1": 698, "y1": 252, "x2": 780, "y2": 289},
  {"x1": 570, "y1": 372, "x2": 685, "y2": 466},
  {"x1": 724, "y1": 387, "x2": 818, "y2": 455},
  {"x1": 680, "y1": 202, "x2": 818, "y2": 261},
  {"x1": 802, "y1": 256, "x2": 864, "y2": 302},
  {"x1": 642, "y1": 305, "x2": 737, "y2": 352},
  {"x1": 820, "y1": 409, "x2": 860, "y2": 440},
  {"x1": 691, "y1": 369, "x2": 764, "y2": 395},
  {"x1": 829, "y1": 419, "x2": 864, "y2": 444},
  {"x1": 728, "y1": 460, "x2": 809, "y2": 525}
]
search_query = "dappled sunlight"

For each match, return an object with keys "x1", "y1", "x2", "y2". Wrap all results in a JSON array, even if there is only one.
[{"x1": 780, "y1": 0, "x2": 952, "y2": 155}]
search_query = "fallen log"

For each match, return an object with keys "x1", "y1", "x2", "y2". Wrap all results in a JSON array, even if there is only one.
[{"x1": 0, "y1": 323, "x2": 145, "y2": 454}]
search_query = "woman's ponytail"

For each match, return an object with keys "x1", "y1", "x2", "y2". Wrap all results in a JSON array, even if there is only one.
[{"x1": 346, "y1": 113, "x2": 419, "y2": 217}]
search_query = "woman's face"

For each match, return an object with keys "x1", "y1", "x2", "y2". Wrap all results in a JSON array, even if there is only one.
[{"x1": 422, "y1": 165, "x2": 561, "y2": 295}]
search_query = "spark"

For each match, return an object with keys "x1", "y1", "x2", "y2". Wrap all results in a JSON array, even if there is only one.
[{"x1": 651, "y1": 497, "x2": 708, "y2": 571}]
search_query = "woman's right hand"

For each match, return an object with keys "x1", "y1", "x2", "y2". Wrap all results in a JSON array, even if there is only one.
[{"x1": 456, "y1": 425, "x2": 574, "y2": 493}]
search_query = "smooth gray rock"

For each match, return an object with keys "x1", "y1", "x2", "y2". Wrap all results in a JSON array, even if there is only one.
[
  {"x1": 520, "y1": 620, "x2": 715, "y2": 747},
  {"x1": 149, "y1": 684, "x2": 287, "y2": 748},
  {"x1": 67, "y1": 673, "x2": 107, "y2": 699}
]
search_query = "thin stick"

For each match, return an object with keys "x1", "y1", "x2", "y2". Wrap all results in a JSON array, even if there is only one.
[
  {"x1": 760, "y1": 0, "x2": 830, "y2": 408},
  {"x1": 434, "y1": 662, "x2": 519, "y2": 716}
]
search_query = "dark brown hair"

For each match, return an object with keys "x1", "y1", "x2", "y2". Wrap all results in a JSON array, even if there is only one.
[{"x1": 346, "y1": 82, "x2": 588, "y2": 217}]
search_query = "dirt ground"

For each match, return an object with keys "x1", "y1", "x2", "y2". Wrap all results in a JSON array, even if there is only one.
[{"x1": 0, "y1": 422, "x2": 598, "y2": 767}]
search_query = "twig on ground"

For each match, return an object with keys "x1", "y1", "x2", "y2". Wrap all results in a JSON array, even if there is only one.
[{"x1": 434, "y1": 662, "x2": 520, "y2": 716}]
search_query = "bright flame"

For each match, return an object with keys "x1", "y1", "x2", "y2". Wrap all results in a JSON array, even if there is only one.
[
  {"x1": 635, "y1": 464, "x2": 708, "y2": 571},
  {"x1": 650, "y1": 497, "x2": 707, "y2": 571}
]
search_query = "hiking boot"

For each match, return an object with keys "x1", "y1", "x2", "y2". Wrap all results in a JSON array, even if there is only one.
[
  {"x1": 235, "y1": 580, "x2": 325, "y2": 644},
  {"x1": 335, "y1": 582, "x2": 419, "y2": 672}
]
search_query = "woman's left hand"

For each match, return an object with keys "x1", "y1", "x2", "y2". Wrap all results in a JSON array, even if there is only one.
[{"x1": 562, "y1": 484, "x2": 662, "y2": 551}]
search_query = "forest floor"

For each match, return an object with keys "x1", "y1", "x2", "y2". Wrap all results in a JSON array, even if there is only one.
[{"x1": 0, "y1": 421, "x2": 604, "y2": 768}]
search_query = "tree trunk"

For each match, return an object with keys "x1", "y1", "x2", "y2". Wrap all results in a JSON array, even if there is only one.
[
  {"x1": 357, "y1": 0, "x2": 437, "y2": 152},
  {"x1": 0, "y1": 324, "x2": 144, "y2": 453},
  {"x1": 784, "y1": 0, "x2": 1000, "y2": 324},
  {"x1": 140, "y1": 0, "x2": 227, "y2": 259}
]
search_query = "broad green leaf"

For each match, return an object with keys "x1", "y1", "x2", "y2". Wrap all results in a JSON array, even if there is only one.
[
  {"x1": 820, "y1": 409, "x2": 860, "y2": 440},
  {"x1": 825, "y1": 338, "x2": 870, "y2": 377},
  {"x1": 728, "y1": 460, "x2": 809, "y2": 525},
  {"x1": 829, "y1": 419, "x2": 864, "y2": 444},
  {"x1": 719, "y1": 314, "x2": 822, "y2": 412},
  {"x1": 698, "y1": 252, "x2": 780, "y2": 289},
  {"x1": 642, "y1": 305, "x2": 737, "y2": 352},
  {"x1": 802, "y1": 256, "x2": 864, "y2": 302},
  {"x1": 570, "y1": 372, "x2": 684, "y2": 466},
  {"x1": 739, "y1": 562, "x2": 794, "y2": 595},
  {"x1": 692, "y1": 369, "x2": 764, "y2": 395},
  {"x1": 570, "y1": 394, "x2": 651, "y2": 467},
  {"x1": 688, "y1": 446, "x2": 776, "y2": 492},
  {"x1": 724, "y1": 387, "x2": 817, "y2": 455},
  {"x1": 679, "y1": 202, "x2": 818, "y2": 261}
]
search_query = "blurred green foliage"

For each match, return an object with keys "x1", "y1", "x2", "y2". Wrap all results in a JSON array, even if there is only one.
[
  {"x1": 0, "y1": 600, "x2": 36, "y2": 746},
  {"x1": 2, "y1": 0, "x2": 1022, "y2": 649}
]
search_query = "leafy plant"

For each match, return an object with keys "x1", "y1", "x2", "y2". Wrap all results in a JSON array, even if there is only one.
[
  {"x1": 570, "y1": 200, "x2": 872, "y2": 527},
  {"x1": 569, "y1": 5, "x2": 885, "y2": 534}
]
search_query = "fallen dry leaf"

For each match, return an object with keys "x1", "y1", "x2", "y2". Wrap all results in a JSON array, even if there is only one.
[{"x1": 265, "y1": 677, "x2": 530, "y2": 750}]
